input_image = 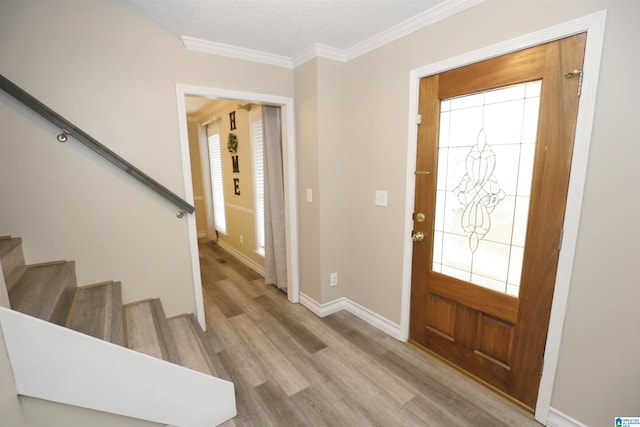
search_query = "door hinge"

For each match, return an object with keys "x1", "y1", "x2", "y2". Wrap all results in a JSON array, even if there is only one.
[
  {"x1": 564, "y1": 69, "x2": 583, "y2": 97},
  {"x1": 415, "y1": 114, "x2": 422, "y2": 125},
  {"x1": 559, "y1": 228, "x2": 564, "y2": 251},
  {"x1": 540, "y1": 359, "x2": 545, "y2": 378}
]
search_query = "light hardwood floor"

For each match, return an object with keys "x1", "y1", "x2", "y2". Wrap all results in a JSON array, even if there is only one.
[{"x1": 199, "y1": 241, "x2": 542, "y2": 426}]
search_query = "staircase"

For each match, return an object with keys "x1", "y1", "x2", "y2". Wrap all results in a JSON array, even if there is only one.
[{"x1": 0, "y1": 235, "x2": 235, "y2": 426}]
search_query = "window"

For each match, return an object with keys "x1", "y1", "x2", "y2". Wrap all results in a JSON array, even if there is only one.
[
  {"x1": 433, "y1": 81, "x2": 541, "y2": 297},
  {"x1": 207, "y1": 125, "x2": 226, "y2": 234},
  {"x1": 250, "y1": 108, "x2": 265, "y2": 256}
]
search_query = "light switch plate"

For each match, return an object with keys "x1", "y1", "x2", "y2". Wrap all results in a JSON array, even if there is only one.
[
  {"x1": 375, "y1": 190, "x2": 388, "y2": 207},
  {"x1": 306, "y1": 188, "x2": 313, "y2": 203}
]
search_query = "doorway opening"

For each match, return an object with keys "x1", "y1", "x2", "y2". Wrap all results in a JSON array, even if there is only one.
[
  {"x1": 186, "y1": 99, "x2": 268, "y2": 276},
  {"x1": 175, "y1": 85, "x2": 300, "y2": 334}
]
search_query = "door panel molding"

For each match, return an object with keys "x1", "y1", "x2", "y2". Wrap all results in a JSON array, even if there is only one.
[
  {"x1": 430, "y1": 275, "x2": 519, "y2": 323},
  {"x1": 400, "y1": 10, "x2": 606, "y2": 424}
]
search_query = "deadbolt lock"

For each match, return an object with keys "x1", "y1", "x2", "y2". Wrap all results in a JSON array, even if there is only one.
[{"x1": 415, "y1": 212, "x2": 426, "y2": 222}]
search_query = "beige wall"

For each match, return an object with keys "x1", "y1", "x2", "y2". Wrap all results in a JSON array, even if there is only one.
[
  {"x1": 294, "y1": 60, "x2": 322, "y2": 301},
  {"x1": 546, "y1": 3, "x2": 640, "y2": 423},
  {"x1": 0, "y1": 0, "x2": 291, "y2": 316},
  {"x1": 294, "y1": 57, "x2": 350, "y2": 303},
  {"x1": 317, "y1": 58, "x2": 349, "y2": 303},
  {"x1": 295, "y1": 58, "x2": 349, "y2": 303},
  {"x1": 335, "y1": 1, "x2": 639, "y2": 425}
]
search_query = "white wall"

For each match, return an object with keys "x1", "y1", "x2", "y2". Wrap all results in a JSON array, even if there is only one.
[
  {"x1": 0, "y1": 0, "x2": 293, "y2": 317},
  {"x1": 20, "y1": 397, "x2": 162, "y2": 427},
  {"x1": 337, "y1": 1, "x2": 639, "y2": 425},
  {"x1": 0, "y1": 327, "x2": 25, "y2": 427}
]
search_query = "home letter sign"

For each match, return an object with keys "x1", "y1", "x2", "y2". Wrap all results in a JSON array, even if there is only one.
[{"x1": 229, "y1": 111, "x2": 236, "y2": 130}]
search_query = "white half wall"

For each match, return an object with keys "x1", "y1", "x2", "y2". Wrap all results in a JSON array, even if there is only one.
[
  {"x1": 0, "y1": 325, "x2": 25, "y2": 427},
  {"x1": 0, "y1": 307, "x2": 236, "y2": 427}
]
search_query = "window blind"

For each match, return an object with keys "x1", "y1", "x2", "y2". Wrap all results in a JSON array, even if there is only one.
[
  {"x1": 207, "y1": 126, "x2": 226, "y2": 234},
  {"x1": 250, "y1": 109, "x2": 265, "y2": 255}
]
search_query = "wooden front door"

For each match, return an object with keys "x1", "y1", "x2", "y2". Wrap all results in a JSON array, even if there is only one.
[{"x1": 409, "y1": 34, "x2": 586, "y2": 409}]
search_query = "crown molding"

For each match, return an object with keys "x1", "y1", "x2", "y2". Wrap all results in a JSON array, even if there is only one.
[
  {"x1": 181, "y1": 0, "x2": 484, "y2": 69},
  {"x1": 345, "y1": 0, "x2": 484, "y2": 61},
  {"x1": 292, "y1": 43, "x2": 347, "y2": 68},
  {"x1": 181, "y1": 36, "x2": 293, "y2": 69}
]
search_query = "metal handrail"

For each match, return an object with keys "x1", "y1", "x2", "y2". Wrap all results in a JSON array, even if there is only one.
[{"x1": 0, "y1": 74, "x2": 194, "y2": 214}]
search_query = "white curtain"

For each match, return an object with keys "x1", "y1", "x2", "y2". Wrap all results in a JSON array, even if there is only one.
[{"x1": 262, "y1": 106, "x2": 287, "y2": 291}]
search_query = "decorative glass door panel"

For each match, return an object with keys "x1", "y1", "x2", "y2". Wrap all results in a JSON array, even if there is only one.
[{"x1": 432, "y1": 81, "x2": 542, "y2": 297}]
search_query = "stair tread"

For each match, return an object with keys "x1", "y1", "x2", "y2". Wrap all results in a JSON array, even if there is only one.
[
  {"x1": 67, "y1": 281, "x2": 124, "y2": 346},
  {"x1": 124, "y1": 299, "x2": 181, "y2": 364},
  {"x1": 167, "y1": 315, "x2": 217, "y2": 376},
  {"x1": 8, "y1": 261, "x2": 77, "y2": 325},
  {"x1": 184, "y1": 314, "x2": 233, "y2": 381}
]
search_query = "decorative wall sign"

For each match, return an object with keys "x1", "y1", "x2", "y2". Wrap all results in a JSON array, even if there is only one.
[
  {"x1": 227, "y1": 133, "x2": 238, "y2": 153},
  {"x1": 231, "y1": 155, "x2": 240, "y2": 173},
  {"x1": 229, "y1": 111, "x2": 236, "y2": 130},
  {"x1": 229, "y1": 131, "x2": 240, "y2": 195}
]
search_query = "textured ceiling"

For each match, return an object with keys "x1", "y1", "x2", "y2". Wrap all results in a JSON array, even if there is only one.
[{"x1": 125, "y1": 0, "x2": 448, "y2": 58}]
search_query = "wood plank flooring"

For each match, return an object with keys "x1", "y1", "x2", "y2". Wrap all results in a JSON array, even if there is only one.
[
  {"x1": 66, "y1": 281, "x2": 124, "y2": 346},
  {"x1": 199, "y1": 241, "x2": 542, "y2": 427}
]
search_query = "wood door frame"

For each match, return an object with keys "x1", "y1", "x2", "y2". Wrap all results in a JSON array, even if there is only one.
[
  {"x1": 175, "y1": 84, "x2": 300, "y2": 329},
  {"x1": 399, "y1": 11, "x2": 606, "y2": 424}
]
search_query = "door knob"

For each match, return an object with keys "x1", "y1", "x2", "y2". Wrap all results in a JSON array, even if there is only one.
[{"x1": 412, "y1": 231, "x2": 424, "y2": 242}]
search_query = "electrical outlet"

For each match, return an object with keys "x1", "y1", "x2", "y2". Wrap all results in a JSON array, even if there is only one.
[{"x1": 330, "y1": 272, "x2": 338, "y2": 287}]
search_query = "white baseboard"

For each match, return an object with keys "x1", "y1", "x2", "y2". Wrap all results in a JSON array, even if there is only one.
[
  {"x1": 547, "y1": 407, "x2": 587, "y2": 427},
  {"x1": 344, "y1": 298, "x2": 404, "y2": 341},
  {"x1": 215, "y1": 240, "x2": 265, "y2": 277},
  {"x1": 299, "y1": 294, "x2": 347, "y2": 317},
  {"x1": 299, "y1": 293, "x2": 404, "y2": 341}
]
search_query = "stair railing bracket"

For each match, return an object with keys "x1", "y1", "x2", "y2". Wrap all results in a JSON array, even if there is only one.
[{"x1": 57, "y1": 130, "x2": 69, "y2": 143}]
